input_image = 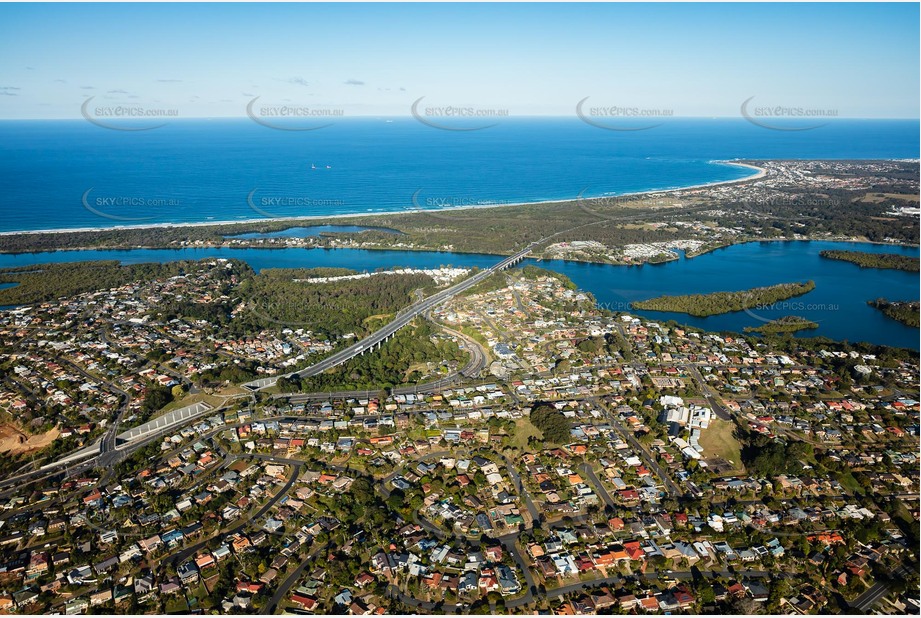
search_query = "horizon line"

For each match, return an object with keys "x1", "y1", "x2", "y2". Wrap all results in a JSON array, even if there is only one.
[{"x1": 1, "y1": 115, "x2": 919, "y2": 121}]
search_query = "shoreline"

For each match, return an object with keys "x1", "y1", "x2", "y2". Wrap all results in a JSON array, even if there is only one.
[
  {"x1": 0, "y1": 236, "x2": 915, "y2": 262},
  {"x1": 0, "y1": 160, "x2": 766, "y2": 237}
]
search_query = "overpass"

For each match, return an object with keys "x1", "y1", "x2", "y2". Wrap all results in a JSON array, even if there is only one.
[
  {"x1": 242, "y1": 241, "x2": 534, "y2": 391},
  {"x1": 34, "y1": 401, "x2": 215, "y2": 472}
]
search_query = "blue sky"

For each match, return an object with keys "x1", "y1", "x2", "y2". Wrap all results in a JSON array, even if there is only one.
[{"x1": 0, "y1": 2, "x2": 918, "y2": 119}]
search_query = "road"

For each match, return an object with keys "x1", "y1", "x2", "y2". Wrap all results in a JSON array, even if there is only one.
[
  {"x1": 579, "y1": 463, "x2": 616, "y2": 509},
  {"x1": 279, "y1": 321, "x2": 487, "y2": 403},
  {"x1": 592, "y1": 397, "x2": 682, "y2": 496},
  {"x1": 262, "y1": 544, "x2": 328, "y2": 615},
  {"x1": 499, "y1": 454, "x2": 540, "y2": 524},
  {"x1": 51, "y1": 357, "x2": 133, "y2": 472},
  {"x1": 242, "y1": 240, "x2": 538, "y2": 391},
  {"x1": 849, "y1": 563, "x2": 913, "y2": 612},
  {"x1": 499, "y1": 533, "x2": 536, "y2": 607},
  {"x1": 160, "y1": 459, "x2": 302, "y2": 568},
  {"x1": 683, "y1": 365, "x2": 732, "y2": 421}
]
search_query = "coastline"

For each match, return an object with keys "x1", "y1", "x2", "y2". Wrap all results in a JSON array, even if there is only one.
[{"x1": 0, "y1": 160, "x2": 766, "y2": 237}]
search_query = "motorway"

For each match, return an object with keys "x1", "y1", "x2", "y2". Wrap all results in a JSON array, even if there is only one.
[
  {"x1": 241, "y1": 240, "x2": 537, "y2": 391},
  {"x1": 0, "y1": 401, "x2": 217, "y2": 497},
  {"x1": 278, "y1": 319, "x2": 488, "y2": 404}
]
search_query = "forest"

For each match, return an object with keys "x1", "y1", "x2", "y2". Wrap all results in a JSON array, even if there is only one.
[
  {"x1": 820, "y1": 250, "x2": 919, "y2": 272},
  {"x1": 743, "y1": 315, "x2": 819, "y2": 334},
  {"x1": 867, "y1": 298, "x2": 920, "y2": 328},
  {"x1": 631, "y1": 281, "x2": 816, "y2": 317},
  {"x1": 238, "y1": 268, "x2": 435, "y2": 337}
]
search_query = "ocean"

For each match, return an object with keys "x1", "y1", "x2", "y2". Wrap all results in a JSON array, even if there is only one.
[{"x1": 0, "y1": 118, "x2": 917, "y2": 233}]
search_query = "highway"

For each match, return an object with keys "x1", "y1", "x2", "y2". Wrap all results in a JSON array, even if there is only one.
[
  {"x1": 241, "y1": 240, "x2": 537, "y2": 391},
  {"x1": 278, "y1": 319, "x2": 488, "y2": 403}
]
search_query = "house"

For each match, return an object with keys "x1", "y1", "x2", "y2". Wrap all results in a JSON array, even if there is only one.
[
  {"x1": 290, "y1": 593, "x2": 318, "y2": 611},
  {"x1": 89, "y1": 588, "x2": 112, "y2": 607},
  {"x1": 177, "y1": 561, "x2": 199, "y2": 584}
]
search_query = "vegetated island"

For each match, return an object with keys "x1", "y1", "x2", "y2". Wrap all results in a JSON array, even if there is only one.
[
  {"x1": 820, "y1": 249, "x2": 919, "y2": 272},
  {"x1": 631, "y1": 281, "x2": 816, "y2": 317},
  {"x1": 743, "y1": 315, "x2": 819, "y2": 334},
  {"x1": 868, "y1": 298, "x2": 920, "y2": 328}
]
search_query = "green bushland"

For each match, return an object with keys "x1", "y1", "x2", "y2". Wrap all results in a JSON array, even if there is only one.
[
  {"x1": 631, "y1": 281, "x2": 816, "y2": 317},
  {"x1": 743, "y1": 315, "x2": 819, "y2": 334},
  {"x1": 239, "y1": 268, "x2": 435, "y2": 337},
  {"x1": 820, "y1": 250, "x2": 919, "y2": 272},
  {"x1": 529, "y1": 403, "x2": 572, "y2": 445},
  {"x1": 275, "y1": 319, "x2": 465, "y2": 391},
  {"x1": 868, "y1": 298, "x2": 920, "y2": 328}
]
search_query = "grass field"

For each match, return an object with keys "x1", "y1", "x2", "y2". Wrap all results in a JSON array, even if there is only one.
[
  {"x1": 157, "y1": 392, "x2": 226, "y2": 416},
  {"x1": 699, "y1": 419, "x2": 745, "y2": 475},
  {"x1": 510, "y1": 418, "x2": 542, "y2": 451}
]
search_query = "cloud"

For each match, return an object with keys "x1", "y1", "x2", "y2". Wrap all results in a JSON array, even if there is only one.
[
  {"x1": 289, "y1": 77, "x2": 310, "y2": 87},
  {"x1": 107, "y1": 89, "x2": 129, "y2": 94},
  {"x1": 80, "y1": 86, "x2": 95, "y2": 90},
  {"x1": 344, "y1": 79, "x2": 365, "y2": 86},
  {"x1": 54, "y1": 79, "x2": 66, "y2": 83},
  {"x1": 242, "y1": 92, "x2": 255, "y2": 97},
  {"x1": 399, "y1": 87, "x2": 406, "y2": 92},
  {"x1": 156, "y1": 79, "x2": 182, "y2": 83},
  {"x1": 0, "y1": 91, "x2": 18, "y2": 97},
  {"x1": 0, "y1": 86, "x2": 21, "y2": 91}
]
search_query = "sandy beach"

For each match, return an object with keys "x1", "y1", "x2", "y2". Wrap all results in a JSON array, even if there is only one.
[{"x1": 0, "y1": 160, "x2": 766, "y2": 237}]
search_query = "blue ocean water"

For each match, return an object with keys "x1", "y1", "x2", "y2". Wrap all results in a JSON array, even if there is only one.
[
  {"x1": 0, "y1": 241, "x2": 916, "y2": 349},
  {"x1": 0, "y1": 118, "x2": 917, "y2": 233}
]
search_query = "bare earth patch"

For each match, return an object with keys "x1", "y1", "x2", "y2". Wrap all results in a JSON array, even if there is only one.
[{"x1": 0, "y1": 424, "x2": 60, "y2": 456}]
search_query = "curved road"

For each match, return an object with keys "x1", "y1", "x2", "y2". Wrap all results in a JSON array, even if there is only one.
[{"x1": 242, "y1": 241, "x2": 537, "y2": 391}]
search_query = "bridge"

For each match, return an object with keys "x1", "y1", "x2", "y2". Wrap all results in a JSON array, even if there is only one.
[
  {"x1": 6, "y1": 240, "x2": 537, "y2": 487},
  {"x1": 241, "y1": 241, "x2": 534, "y2": 391},
  {"x1": 34, "y1": 401, "x2": 215, "y2": 472}
]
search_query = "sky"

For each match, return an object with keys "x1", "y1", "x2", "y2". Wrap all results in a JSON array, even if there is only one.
[{"x1": 0, "y1": 2, "x2": 918, "y2": 120}]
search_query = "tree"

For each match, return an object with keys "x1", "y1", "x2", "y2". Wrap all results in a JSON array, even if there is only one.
[{"x1": 529, "y1": 404, "x2": 571, "y2": 445}]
